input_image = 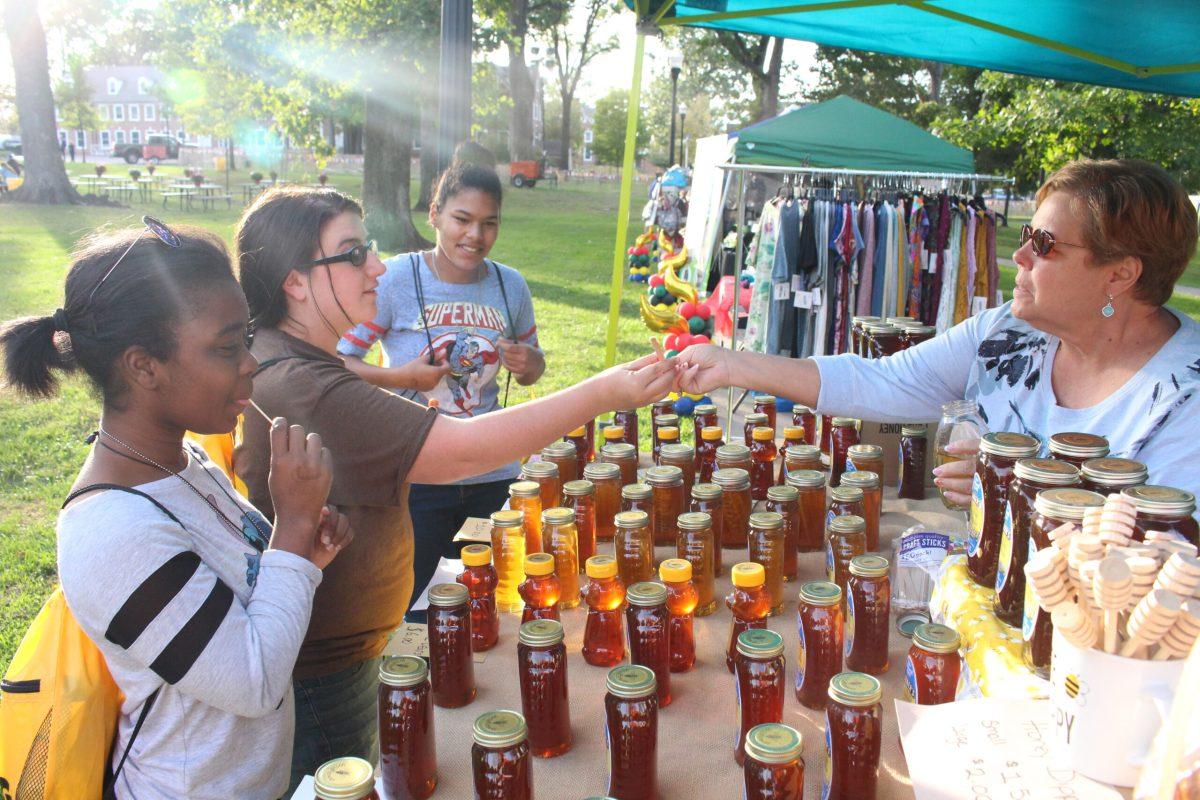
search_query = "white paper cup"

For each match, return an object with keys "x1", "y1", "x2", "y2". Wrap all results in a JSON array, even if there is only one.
[{"x1": 1049, "y1": 630, "x2": 1184, "y2": 787}]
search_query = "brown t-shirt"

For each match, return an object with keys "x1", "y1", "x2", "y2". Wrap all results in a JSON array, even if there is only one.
[{"x1": 235, "y1": 328, "x2": 437, "y2": 679}]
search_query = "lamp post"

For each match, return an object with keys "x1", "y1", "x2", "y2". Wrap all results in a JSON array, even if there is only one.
[
  {"x1": 678, "y1": 108, "x2": 687, "y2": 168},
  {"x1": 668, "y1": 53, "x2": 683, "y2": 166}
]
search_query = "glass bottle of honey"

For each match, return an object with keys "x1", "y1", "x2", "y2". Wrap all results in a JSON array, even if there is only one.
[
  {"x1": 795, "y1": 581, "x2": 843, "y2": 709},
  {"x1": 540, "y1": 508, "x2": 580, "y2": 610},
  {"x1": 613, "y1": 408, "x2": 640, "y2": 454},
  {"x1": 968, "y1": 432, "x2": 1040, "y2": 587},
  {"x1": 697, "y1": 426, "x2": 724, "y2": 484},
  {"x1": 490, "y1": 509, "x2": 526, "y2": 614},
  {"x1": 645, "y1": 465, "x2": 685, "y2": 546},
  {"x1": 605, "y1": 665, "x2": 659, "y2": 800},
  {"x1": 753, "y1": 395, "x2": 778, "y2": 432},
  {"x1": 733, "y1": 630, "x2": 787, "y2": 766},
  {"x1": 470, "y1": 711, "x2": 532, "y2": 800},
  {"x1": 690, "y1": 483, "x2": 725, "y2": 579},
  {"x1": 378, "y1": 656, "x2": 437, "y2": 800},
  {"x1": 693, "y1": 403, "x2": 719, "y2": 444},
  {"x1": 582, "y1": 555, "x2": 626, "y2": 667},
  {"x1": 716, "y1": 442, "x2": 753, "y2": 473},
  {"x1": 508, "y1": 480, "x2": 543, "y2": 556},
  {"x1": 625, "y1": 581, "x2": 672, "y2": 707},
  {"x1": 584, "y1": 462, "x2": 622, "y2": 544},
  {"x1": 660, "y1": 443, "x2": 696, "y2": 499},
  {"x1": 906, "y1": 623, "x2": 962, "y2": 705},
  {"x1": 600, "y1": 442, "x2": 639, "y2": 488},
  {"x1": 829, "y1": 417, "x2": 860, "y2": 488},
  {"x1": 456, "y1": 544, "x2": 499, "y2": 652},
  {"x1": 750, "y1": 426, "x2": 778, "y2": 501},
  {"x1": 845, "y1": 555, "x2": 890, "y2": 675},
  {"x1": 792, "y1": 405, "x2": 816, "y2": 446},
  {"x1": 521, "y1": 460, "x2": 561, "y2": 512},
  {"x1": 676, "y1": 511, "x2": 717, "y2": 616},
  {"x1": 840, "y1": 471, "x2": 881, "y2": 552},
  {"x1": 786, "y1": 469, "x2": 827, "y2": 553},
  {"x1": 614, "y1": 510, "x2": 654, "y2": 587},
  {"x1": 743, "y1": 412, "x2": 769, "y2": 447},
  {"x1": 518, "y1": 552, "x2": 561, "y2": 623},
  {"x1": 826, "y1": 515, "x2": 867, "y2": 594},
  {"x1": 659, "y1": 559, "x2": 698, "y2": 673},
  {"x1": 748, "y1": 512, "x2": 787, "y2": 616},
  {"x1": 620, "y1": 483, "x2": 652, "y2": 516},
  {"x1": 562, "y1": 479, "x2": 597, "y2": 565},
  {"x1": 713, "y1": 468, "x2": 752, "y2": 549},
  {"x1": 742, "y1": 724, "x2": 804, "y2": 800},
  {"x1": 541, "y1": 440, "x2": 579, "y2": 485},
  {"x1": 765, "y1": 485, "x2": 800, "y2": 582},
  {"x1": 726, "y1": 562, "x2": 772, "y2": 673},
  {"x1": 653, "y1": 415, "x2": 680, "y2": 462},
  {"x1": 427, "y1": 583, "x2": 476, "y2": 709},
  {"x1": 564, "y1": 425, "x2": 590, "y2": 476},
  {"x1": 517, "y1": 619, "x2": 572, "y2": 758},
  {"x1": 824, "y1": 673, "x2": 883, "y2": 800}
]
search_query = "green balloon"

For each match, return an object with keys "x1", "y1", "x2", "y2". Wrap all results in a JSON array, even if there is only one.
[{"x1": 688, "y1": 316, "x2": 706, "y2": 334}]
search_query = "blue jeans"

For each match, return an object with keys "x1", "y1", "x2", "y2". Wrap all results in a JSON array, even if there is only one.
[
  {"x1": 288, "y1": 657, "x2": 380, "y2": 797},
  {"x1": 407, "y1": 479, "x2": 512, "y2": 620}
]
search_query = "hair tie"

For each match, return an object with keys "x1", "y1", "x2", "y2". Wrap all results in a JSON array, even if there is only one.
[{"x1": 51, "y1": 308, "x2": 70, "y2": 333}]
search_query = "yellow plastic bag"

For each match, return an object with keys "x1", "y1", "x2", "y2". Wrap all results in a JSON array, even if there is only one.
[{"x1": 0, "y1": 588, "x2": 121, "y2": 800}]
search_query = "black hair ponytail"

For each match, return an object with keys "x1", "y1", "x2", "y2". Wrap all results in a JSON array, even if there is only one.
[{"x1": 0, "y1": 314, "x2": 75, "y2": 398}]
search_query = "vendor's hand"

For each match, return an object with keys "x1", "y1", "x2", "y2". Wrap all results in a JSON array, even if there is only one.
[
  {"x1": 674, "y1": 344, "x2": 734, "y2": 396},
  {"x1": 497, "y1": 338, "x2": 544, "y2": 380},
  {"x1": 933, "y1": 437, "x2": 980, "y2": 508},
  {"x1": 397, "y1": 352, "x2": 451, "y2": 392},
  {"x1": 596, "y1": 352, "x2": 679, "y2": 410},
  {"x1": 308, "y1": 505, "x2": 354, "y2": 570}
]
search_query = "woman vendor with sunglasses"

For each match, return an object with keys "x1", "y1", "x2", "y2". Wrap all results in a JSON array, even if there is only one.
[
  {"x1": 231, "y1": 185, "x2": 676, "y2": 792},
  {"x1": 675, "y1": 158, "x2": 1200, "y2": 508}
]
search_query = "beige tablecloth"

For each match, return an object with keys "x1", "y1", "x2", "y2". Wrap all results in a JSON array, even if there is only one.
[{"x1": 370, "y1": 490, "x2": 961, "y2": 800}]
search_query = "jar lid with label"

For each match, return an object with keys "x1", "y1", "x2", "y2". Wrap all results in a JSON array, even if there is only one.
[
  {"x1": 744, "y1": 724, "x2": 804, "y2": 765},
  {"x1": 626, "y1": 581, "x2": 668, "y2": 606},
  {"x1": 677, "y1": 511, "x2": 713, "y2": 530},
  {"x1": 979, "y1": 432, "x2": 1040, "y2": 458},
  {"x1": 473, "y1": 710, "x2": 528, "y2": 748},
  {"x1": 1122, "y1": 485, "x2": 1196, "y2": 516},
  {"x1": 1048, "y1": 432, "x2": 1110, "y2": 460},
  {"x1": 828, "y1": 672, "x2": 883, "y2": 707},
  {"x1": 518, "y1": 618, "x2": 564, "y2": 647},
  {"x1": 379, "y1": 655, "x2": 428, "y2": 688},
  {"x1": 427, "y1": 582, "x2": 469, "y2": 607},
  {"x1": 1034, "y1": 488, "x2": 1105, "y2": 521},
  {"x1": 799, "y1": 580, "x2": 842, "y2": 606},
  {"x1": 736, "y1": 628, "x2": 785, "y2": 659},
  {"x1": 1080, "y1": 457, "x2": 1149, "y2": 486},
  {"x1": 606, "y1": 664, "x2": 657, "y2": 699}
]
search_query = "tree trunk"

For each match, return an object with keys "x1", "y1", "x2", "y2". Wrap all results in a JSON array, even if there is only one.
[
  {"x1": 506, "y1": 0, "x2": 535, "y2": 162},
  {"x1": 4, "y1": 0, "x2": 79, "y2": 204},
  {"x1": 758, "y1": 37, "x2": 783, "y2": 122},
  {"x1": 416, "y1": 84, "x2": 438, "y2": 212},
  {"x1": 362, "y1": 88, "x2": 431, "y2": 252},
  {"x1": 924, "y1": 61, "x2": 944, "y2": 103},
  {"x1": 558, "y1": 90, "x2": 573, "y2": 172}
]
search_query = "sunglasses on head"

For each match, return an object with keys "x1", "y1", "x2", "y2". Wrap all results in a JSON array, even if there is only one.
[
  {"x1": 309, "y1": 240, "x2": 376, "y2": 269},
  {"x1": 88, "y1": 215, "x2": 181, "y2": 305},
  {"x1": 1019, "y1": 224, "x2": 1086, "y2": 258}
]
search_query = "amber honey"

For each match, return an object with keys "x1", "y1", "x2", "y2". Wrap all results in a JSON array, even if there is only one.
[
  {"x1": 456, "y1": 544, "x2": 499, "y2": 652},
  {"x1": 840, "y1": 471, "x2": 881, "y2": 552},
  {"x1": 733, "y1": 630, "x2": 786, "y2": 766},
  {"x1": 518, "y1": 552, "x2": 561, "y2": 623},
  {"x1": 626, "y1": 581, "x2": 672, "y2": 706},
  {"x1": 517, "y1": 619, "x2": 572, "y2": 758},
  {"x1": 796, "y1": 581, "x2": 843, "y2": 710},
  {"x1": 562, "y1": 479, "x2": 597, "y2": 565},
  {"x1": 766, "y1": 485, "x2": 800, "y2": 582},
  {"x1": 582, "y1": 556, "x2": 626, "y2": 667},
  {"x1": 750, "y1": 426, "x2": 778, "y2": 501},
  {"x1": 521, "y1": 460, "x2": 561, "y2": 513},
  {"x1": 470, "y1": 711, "x2": 532, "y2": 800},
  {"x1": 727, "y1": 562, "x2": 771, "y2": 672},
  {"x1": 690, "y1": 483, "x2": 725, "y2": 578},
  {"x1": 749, "y1": 512, "x2": 787, "y2": 616},
  {"x1": 605, "y1": 665, "x2": 659, "y2": 799},
  {"x1": 824, "y1": 673, "x2": 883, "y2": 800},
  {"x1": 676, "y1": 511, "x2": 717, "y2": 615},
  {"x1": 713, "y1": 468, "x2": 752, "y2": 549},
  {"x1": 540, "y1": 507, "x2": 580, "y2": 610},
  {"x1": 845, "y1": 555, "x2": 890, "y2": 676},
  {"x1": 829, "y1": 417, "x2": 860, "y2": 488},
  {"x1": 378, "y1": 656, "x2": 437, "y2": 800},
  {"x1": 541, "y1": 440, "x2": 579, "y2": 485},
  {"x1": 787, "y1": 469, "x2": 827, "y2": 552},
  {"x1": 584, "y1": 462, "x2": 622, "y2": 544},
  {"x1": 600, "y1": 442, "x2": 639, "y2": 488},
  {"x1": 906, "y1": 623, "x2": 961, "y2": 705},
  {"x1": 508, "y1": 481, "x2": 543, "y2": 556},
  {"x1": 968, "y1": 432, "x2": 1039, "y2": 587},
  {"x1": 427, "y1": 583, "x2": 476, "y2": 709},
  {"x1": 614, "y1": 510, "x2": 654, "y2": 587},
  {"x1": 645, "y1": 465, "x2": 685, "y2": 546}
]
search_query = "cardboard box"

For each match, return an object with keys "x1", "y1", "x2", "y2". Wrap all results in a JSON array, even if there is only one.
[{"x1": 858, "y1": 420, "x2": 937, "y2": 489}]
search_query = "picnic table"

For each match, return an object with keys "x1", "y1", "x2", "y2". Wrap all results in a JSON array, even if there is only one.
[{"x1": 240, "y1": 182, "x2": 269, "y2": 203}]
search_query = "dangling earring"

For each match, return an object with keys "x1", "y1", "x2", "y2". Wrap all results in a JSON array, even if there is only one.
[{"x1": 1101, "y1": 294, "x2": 1115, "y2": 318}]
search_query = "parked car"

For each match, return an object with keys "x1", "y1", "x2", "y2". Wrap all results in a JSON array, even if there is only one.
[
  {"x1": 0, "y1": 136, "x2": 20, "y2": 155},
  {"x1": 112, "y1": 134, "x2": 184, "y2": 164}
]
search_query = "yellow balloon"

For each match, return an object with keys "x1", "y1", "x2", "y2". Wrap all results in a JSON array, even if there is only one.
[{"x1": 684, "y1": 392, "x2": 704, "y2": 401}]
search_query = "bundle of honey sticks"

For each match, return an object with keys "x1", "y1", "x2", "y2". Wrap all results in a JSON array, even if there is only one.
[{"x1": 1023, "y1": 492, "x2": 1200, "y2": 660}]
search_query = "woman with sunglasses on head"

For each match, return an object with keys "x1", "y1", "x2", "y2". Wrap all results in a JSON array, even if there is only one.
[
  {"x1": 232, "y1": 186, "x2": 676, "y2": 792},
  {"x1": 338, "y1": 155, "x2": 546, "y2": 605},
  {"x1": 0, "y1": 221, "x2": 352, "y2": 799},
  {"x1": 676, "y1": 159, "x2": 1200, "y2": 506}
]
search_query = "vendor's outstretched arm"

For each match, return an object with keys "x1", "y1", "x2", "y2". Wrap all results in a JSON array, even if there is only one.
[
  {"x1": 342, "y1": 353, "x2": 452, "y2": 393},
  {"x1": 409, "y1": 354, "x2": 678, "y2": 484}
]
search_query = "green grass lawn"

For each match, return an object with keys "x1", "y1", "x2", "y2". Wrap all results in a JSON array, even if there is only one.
[{"x1": 0, "y1": 170, "x2": 655, "y2": 666}]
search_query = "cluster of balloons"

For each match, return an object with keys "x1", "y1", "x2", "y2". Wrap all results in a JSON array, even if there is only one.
[{"x1": 627, "y1": 243, "x2": 656, "y2": 282}]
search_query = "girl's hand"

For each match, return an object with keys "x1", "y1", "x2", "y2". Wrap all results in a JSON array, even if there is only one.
[
  {"x1": 933, "y1": 437, "x2": 980, "y2": 508},
  {"x1": 308, "y1": 505, "x2": 354, "y2": 570},
  {"x1": 398, "y1": 352, "x2": 452, "y2": 392},
  {"x1": 266, "y1": 418, "x2": 335, "y2": 564},
  {"x1": 674, "y1": 344, "x2": 734, "y2": 396},
  {"x1": 496, "y1": 338, "x2": 544, "y2": 381},
  {"x1": 595, "y1": 352, "x2": 679, "y2": 410}
]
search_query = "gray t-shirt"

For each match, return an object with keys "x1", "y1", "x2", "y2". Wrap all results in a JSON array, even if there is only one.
[
  {"x1": 58, "y1": 444, "x2": 321, "y2": 799},
  {"x1": 338, "y1": 252, "x2": 538, "y2": 485}
]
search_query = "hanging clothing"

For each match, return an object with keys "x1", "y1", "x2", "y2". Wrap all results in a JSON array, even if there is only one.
[
  {"x1": 768, "y1": 198, "x2": 803, "y2": 356},
  {"x1": 743, "y1": 201, "x2": 780, "y2": 353}
]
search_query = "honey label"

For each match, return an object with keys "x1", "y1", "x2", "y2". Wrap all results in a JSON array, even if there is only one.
[
  {"x1": 843, "y1": 459, "x2": 857, "y2": 475},
  {"x1": 905, "y1": 654, "x2": 918, "y2": 702},
  {"x1": 995, "y1": 502, "x2": 1014, "y2": 594},
  {"x1": 845, "y1": 589, "x2": 856, "y2": 659},
  {"x1": 1021, "y1": 540, "x2": 1039, "y2": 641},
  {"x1": 967, "y1": 473, "x2": 984, "y2": 556},
  {"x1": 825, "y1": 541, "x2": 835, "y2": 582},
  {"x1": 797, "y1": 621, "x2": 807, "y2": 686},
  {"x1": 822, "y1": 716, "x2": 833, "y2": 800}
]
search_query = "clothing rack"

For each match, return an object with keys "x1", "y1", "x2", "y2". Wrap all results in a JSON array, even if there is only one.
[{"x1": 715, "y1": 161, "x2": 1014, "y2": 434}]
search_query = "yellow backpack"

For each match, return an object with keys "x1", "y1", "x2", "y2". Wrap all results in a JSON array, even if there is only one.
[{"x1": 0, "y1": 485, "x2": 175, "y2": 800}]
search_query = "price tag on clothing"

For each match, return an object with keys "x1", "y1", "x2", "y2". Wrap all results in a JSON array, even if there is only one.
[
  {"x1": 791, "y1": 275, "x2": 803, "y2": 292},
  {"x1": 971, "y1": 296, "x2": 988, "y2": 316},
  {"x1": 772, "y1": 282, "x2": 791, "y2": 301},
  {"x1": 453, "y1": 517, "x2": 492, "y2": 543},
  {"x1": 792, "y1": 290, "x2": 813, "y2": 309},
  {"x1": 383, "y1": 622, "x2": 430, "y2": 659},
  {"x1": 811, "y1": 287, "x2": 823, "y2": 307}
]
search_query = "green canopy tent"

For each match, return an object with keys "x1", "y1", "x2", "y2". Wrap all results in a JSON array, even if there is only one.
[
  {"x1": 732, "y1": 94, "x2": 975, "y2": 172},
  {"x1": 601, "y1": 0, "x2": 1200, "y2": 366}
]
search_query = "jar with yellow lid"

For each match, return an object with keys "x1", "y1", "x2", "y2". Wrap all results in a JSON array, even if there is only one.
[
  {"x1": 457, "y1": 544, "x2": 499, "y2": 651},
  {"x1": 726, "y1": 562, "x2": 771, "y2": 672}
]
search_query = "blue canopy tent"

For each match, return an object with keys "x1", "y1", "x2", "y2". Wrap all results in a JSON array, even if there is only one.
[{"x1": 601, "y1": 0, "x2": 1200, "y2": 366}]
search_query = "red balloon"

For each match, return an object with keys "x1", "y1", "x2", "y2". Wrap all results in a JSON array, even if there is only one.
[
  {"x1": 690, "y1": 334, "x2": 710, "y2": 345},
  {"x1": 648, "y1": 274, "x2": 665, "y2": 288},
  {"x1": 695, "y1": 304, "x2": 712, "y2": 320},
  {"x1": 663, "y1": 333, "x2": 680, "y2": 351},
  {"x1": 675, "y1": 333, "x2": 693, "y2": 349},
  {"x1": 678, "y1": 301, "x2": 697, "y2": 319}
]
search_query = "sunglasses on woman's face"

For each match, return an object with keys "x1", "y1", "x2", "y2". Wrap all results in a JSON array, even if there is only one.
[
  {"x1": 309, "y1": 240, "x2": 376, "y2": 269},
  {"x1": 1019, "y1": 224, "x2": 1086, "y2": 258}
]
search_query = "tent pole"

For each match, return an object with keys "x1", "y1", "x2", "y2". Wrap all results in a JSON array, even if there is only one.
[
  {"x1": 725, "y1": 169, "x2": 747, "y2": 440},
  {"x1": 603, "y1": 32, "x2": 647, "y2": 369}
]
